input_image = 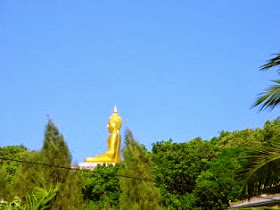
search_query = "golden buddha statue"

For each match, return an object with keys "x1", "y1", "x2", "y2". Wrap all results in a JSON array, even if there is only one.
[{"x1": 84, "y1": 106, "x2": 122, "y2": 164}]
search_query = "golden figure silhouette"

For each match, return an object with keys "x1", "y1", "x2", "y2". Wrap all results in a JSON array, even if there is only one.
[{"x1": 84, "y1": 106, "x2": 122, "y2": 163}]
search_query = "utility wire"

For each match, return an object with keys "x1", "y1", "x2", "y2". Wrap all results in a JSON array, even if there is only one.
[
  {"x1": 0, "y1": 157, "x2": 194, "y2": 187},
  {"x1": 0, "y1": 157, "x2": 153, "y2": 182}
]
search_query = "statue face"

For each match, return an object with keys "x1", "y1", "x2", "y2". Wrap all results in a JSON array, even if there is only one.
[{"x1": 107, "y1": 120, "x2": 117, "y2": 133}]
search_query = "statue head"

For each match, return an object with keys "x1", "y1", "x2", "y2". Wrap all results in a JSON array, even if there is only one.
[{"x1": 107, "y1": 106, "x2": 122, "y2": 132}]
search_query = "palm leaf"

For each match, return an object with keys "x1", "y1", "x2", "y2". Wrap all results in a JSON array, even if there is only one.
[
  {"x1": 252, "y1": 80, "x2": 280, "y2": 110},
  {"x1": 261, "y1": 53, "x2": 280, "y2": 72},
  {"x1": 242, "y1": 141, "x2": 280, "y2": 196},
  {"x1": 24, "y1": 184, "x2": 60, "y2": 210}
]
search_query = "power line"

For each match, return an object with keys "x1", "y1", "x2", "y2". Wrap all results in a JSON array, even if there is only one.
[
  {"x1": 0, "y1": 157, "x2": 153, "y2": 182},
  {"x1": 0, "y1": 157, "x2": 194, "y2": 187}
]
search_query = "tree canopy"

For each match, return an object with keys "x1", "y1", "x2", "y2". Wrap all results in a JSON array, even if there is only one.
[{"x1": 1, "y1": 119, "x2": 280, "y2": 209}]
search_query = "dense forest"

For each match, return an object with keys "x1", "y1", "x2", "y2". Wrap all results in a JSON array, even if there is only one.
[{"x1": 1, "y1": 118, "x2": 280, "y2": 209}]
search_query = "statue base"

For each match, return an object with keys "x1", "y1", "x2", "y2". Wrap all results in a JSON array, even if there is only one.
[{"x1": 78, "y1": 162, "x2": 115, "y2": 170}]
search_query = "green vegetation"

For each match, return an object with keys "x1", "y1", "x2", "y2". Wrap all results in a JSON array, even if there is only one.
[
  {"x1": 242, "y1": 120, "x2": 280, "y2": 198},
  {"x1": 81, "y1": 165, "x2": 121, "y2": 209},
  {"x1": 253, "y1": 53, "x2": 280, "y2": 110},
  {"x1": 1, "y1": 54, "x2": 280, "y2": 209},
  {"x1": 1, "y1": 119, "x2": 280, "y2": 209},
  {"x1": 119, "y1": 129, "x2": 161, "y2": 210}
]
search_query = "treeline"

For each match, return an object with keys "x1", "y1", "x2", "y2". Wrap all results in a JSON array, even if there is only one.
[{"x1": 1, "y1": 119, "x2": 280, "y2": 209}]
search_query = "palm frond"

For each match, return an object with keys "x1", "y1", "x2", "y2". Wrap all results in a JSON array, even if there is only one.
[
  {"x1": 261, "y1": 53, "x2": 280, "y2": 72},
  {"x1": 24, "y1": 184, "x2": 60, "y2": 210},
  {"x1": 242, "y1": 141, "x2": 280, "y2": 196},
  {"x1": 252, "y1": 80, "x2": 280, "y2": 110}
]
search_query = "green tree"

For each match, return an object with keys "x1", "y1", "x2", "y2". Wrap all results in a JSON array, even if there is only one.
[
  {"x1": 253, "y1": 53, "x2": 280, "y2": 110},
  {"x1": 52, "y1": 171, "x2": 85, "y2": 210},
  {"x1": 0, "y1": 145, "x2": 28, "y2": 183},
  {"x1": 13, "y1": 151, "x2": 47, "y2": 200},
  {"x1": 119, "y1": 129, "x2": 161, "y2": 210},
  {"x1": 14, "y1": 120, "x2": 71, "y2": 197},
  {"x1": 13, "y1": 120, "x2": 85, "y2": 209},
  {"x1": 40, "y1": 120, "x2": 84, "y2": 209},
  {"x1": 194, "y1": 148, "x2": 246, "y2": 209},
  {"x1": 152, "y1": 138, "x2": 216, "y2": 209},
  {"x1": 81, "y1": 165, "x2": 121, "y2": 210},
  {"x1": 210, "y1": 128, "x2": 265, "y2": 149},
  {"x1": 249, "y1": 52, "x2": 280, "y2": 198},
  {"x1": 40, "y1": 119, "x2": 72, "y2": 184},
  {"x1": 0, "y1": 145, "x2": 28, "y2": 201}
]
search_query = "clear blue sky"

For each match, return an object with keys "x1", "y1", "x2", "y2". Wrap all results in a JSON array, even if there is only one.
[{"x1": 1, "y1": 1, "x2": 280, "y2": 163}]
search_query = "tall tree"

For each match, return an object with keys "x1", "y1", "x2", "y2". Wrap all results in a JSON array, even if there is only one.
[
  {"x1": 13, "y1": 120, "x2": 85, "y2": 209},
  {"x1": 253, "y1": 53, "x2": 280, "y2": 110},
  {"x1": 119, "y1": 129, "x2": 161, "y2": 210},
  {"x1": 250, "y1": 52, "x2": 280, "y2": 197},
  {"x1": 40, "y1": 119, "x2": 71, "y2": 184},
  {"x1": 40, "y1": 120, "x2": 85, "y2": 209}
]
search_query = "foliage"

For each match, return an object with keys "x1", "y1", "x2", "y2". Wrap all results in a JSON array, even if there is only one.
[
  {"x1": 253, "y1": 80, "x2": 280, "y2": 111},
  {"x1": 243, "y1": 139, "x2": 280, "y2": 197},
  {"x1": 24, "y1": 184, "x2": 60, "y2": 210},
  {"x1": 194, "y1": 148, "x2": 246, "y2": 209},
  {"x1": 40, "y1": 120, "x2": 72, "y2": 184},
  {"x1": 0, "y1": 196, "x2": 22, "y2": 210},
  {"x1": 151, "y1": 137, "x2": 216, "y2": 208},
  {"x1": 210, "y1": 128, "x2": 264, "y2": 149},
  {"x1": 2, "y1": 117, "x2": 280, "y2": 209},
  {"x1": 0, "y1": 145, "x2": 28, "y2": 181},
  {"x1": 11, "y1": 120, "x2": 85, "y2": 209},
  {"x1": 119, "y1": 129, "x2": 161, "y2": 210},
  {"x1": 0, "y1": 145, "x2": 29, "y2": 201},
  {"x1": 40, "y1": 120, "x2": 84, "y2": 209},
  {"x1": 12, "y1": 151, "x2": 47, "y2": 199},
  {"x1": 260, "y1": 53, "x2": 280, "y2": 72},
  {"x1": 0, "y1": 168, "x2": 11, "y2": 202},
  {"x1": 254, "y1": 53, "x2": 280, "y2": 110},
  {"x1": 81, "y1": 165, "x2": 121, "y2": 209},
  {"x1": 249, "y1": 52, "x2": 280, "y2": 199},
  {"x1": 52, "y1": 171, "x2": 85, "y2": 210}
]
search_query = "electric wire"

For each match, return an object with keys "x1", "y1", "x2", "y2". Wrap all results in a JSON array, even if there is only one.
[
  {"x1": 0, "y1": 157, "x2": 194, "y2": 187},
  {"x1": 0, "y1": 157, "x2": 154, "y2": 182}
]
